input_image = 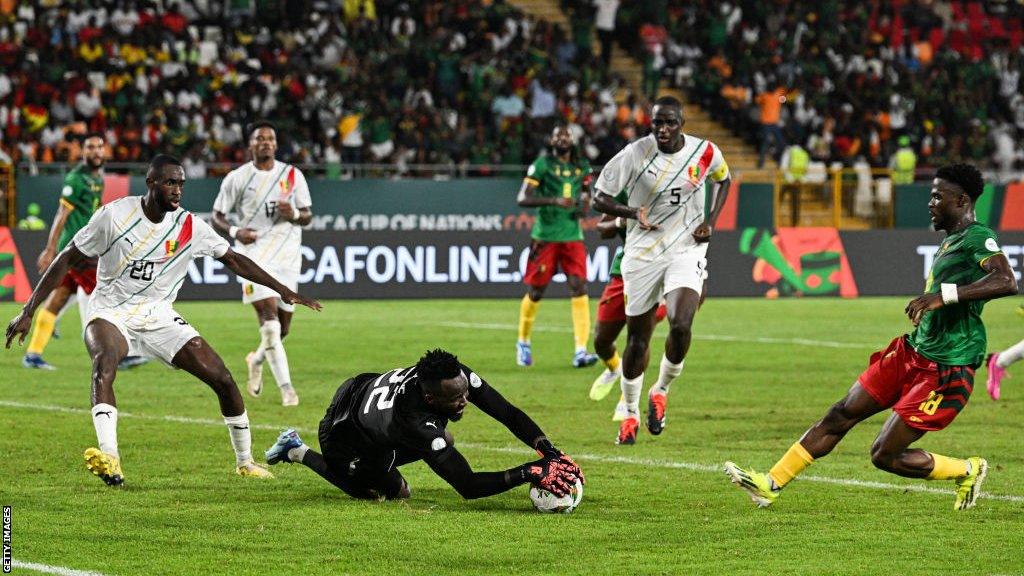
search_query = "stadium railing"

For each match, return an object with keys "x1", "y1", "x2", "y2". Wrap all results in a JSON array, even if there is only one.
[{"x1": 774, "y1": 167, "x2": 897, "y2": 230}]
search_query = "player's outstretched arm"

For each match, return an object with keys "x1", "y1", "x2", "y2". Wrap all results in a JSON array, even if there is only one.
[
  {"x1": 905, "y1": 253, "x2": 1017, "y2": 325},
  {"x1": 467, "y1": 375, "x2": 584, "y2": 482},
  {"x1": 426, "y1": 446, "x2": 579, "y2": 499},
  {"x1": 217, "y1": 248, "x2": 322, "y2": 311},
  {"x1": 6, "y1": 243, "x2": 85, "y2": 348}
]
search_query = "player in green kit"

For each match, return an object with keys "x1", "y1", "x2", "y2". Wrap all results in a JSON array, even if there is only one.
[
  {"x1": 724, "y1": 164, "x2": 1017, "y2": 510},
  {"x1": 22, "y1": 133, "x2": 105, "y2": 369},
  {"x1": 515, "y1": 124, "x2": 599, "y2": 369}
]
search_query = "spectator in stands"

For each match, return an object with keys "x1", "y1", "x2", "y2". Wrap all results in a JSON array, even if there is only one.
[
  {"x1": 890, "y1": 135, "x2": 917, "y2": 184},
  {"x1": 0, "y1": 0, "x2": 637, "y2": 175},
  {"x1": 17, "y1": 202, "x2": 46, "y2": 231},
  {"x1": 594, "y1": 0, "x2": 620, "y2": 69},
  {"x1": 756, "y1": 82, "x2": 787, "y2": 167}
]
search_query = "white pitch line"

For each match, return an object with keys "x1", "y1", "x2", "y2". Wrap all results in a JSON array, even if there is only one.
[
  {"x1": 11, "y1": 559, "x2": 112, "y2": 576},
  {"x1": 435, "y1": 321, "x2": 875, "y2": 349},
  {"x1": 3, "y1": 400, "x2": 1022, "y2": 504}
]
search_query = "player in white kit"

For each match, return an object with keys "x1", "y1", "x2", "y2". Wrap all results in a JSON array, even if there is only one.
[
  {"x1": 5, "y1": 155, "x2": 322, "y2": 487},
  {"x1": 212, "y1": 121, "x2": 313, "y2": 407},
  {"x1": 593, "y1": 96, "x2": 731, "y2": 445}
]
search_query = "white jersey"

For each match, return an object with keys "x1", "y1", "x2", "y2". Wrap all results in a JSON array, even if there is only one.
[
  {"x1": 596, "y1": 134, "x2": 729, "y2": 262},
  {"x1": 212, "y1": 159, "x2": 311, "y2": 274},
  {"x1": 73, "y1": 196, "x2": 229, "y2": 316}
]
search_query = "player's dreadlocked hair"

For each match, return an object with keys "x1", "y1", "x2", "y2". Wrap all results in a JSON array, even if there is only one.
[
  {"x1": 417, "y1": 349, "x2": 462, "y2": 393},
  {"x1": 148, "y1": 154, "x2": 182, "y2": 176},
  {"x1": 937, "y1": 163, "x2": 984, "y2": 201}
]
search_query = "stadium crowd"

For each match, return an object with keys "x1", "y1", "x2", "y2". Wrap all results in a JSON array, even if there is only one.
[
  {"x1": 0, "y1": 0, "x2": 661, "y2": 176},
  {"x1": 2, "y1": 0, "x2": 1023, "y2": 177},
  {"x1": 623, "y1": 0, "x2": 1024, "y2": 172}
]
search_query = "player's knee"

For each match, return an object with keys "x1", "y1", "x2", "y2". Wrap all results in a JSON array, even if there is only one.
[{"x1": 260, "y1": 320, "x2": 282, "y2": 348}]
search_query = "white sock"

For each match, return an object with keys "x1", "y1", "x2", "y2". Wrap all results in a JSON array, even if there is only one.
[
  {"x1": 288, "y1": 445, "x2": 309, "y2": 463},
  {"x1": 621, "y1": 372, "x2": 644, "y2": 416},
  {"x1": 998, "y1": 339, "x2": 1024, "y2": 368},
  {"x1": 91, "y1": 403, "x2": 119, "y2": 458},
  {"x1": 650, "y1": 355, "x2": 684, "y2": 396},
  {"x1": 260, "y1": 320, "x2": 293, "y2": 390},
  {"x1": 223, "y1": 411, "x2": 252, "y2": 466}
]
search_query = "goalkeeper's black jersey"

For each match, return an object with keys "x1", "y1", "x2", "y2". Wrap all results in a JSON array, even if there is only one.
[{"x1": 322, "y1": 363, "x2": 544, "y2": 461}]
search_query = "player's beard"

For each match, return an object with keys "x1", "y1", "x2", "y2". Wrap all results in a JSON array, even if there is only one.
[
  {"x1": 553, "y1": 145, "x2": 572, "y2": 156},
  {"x1": 253, "y1": 148, "x2": 275, "y2": 165}
]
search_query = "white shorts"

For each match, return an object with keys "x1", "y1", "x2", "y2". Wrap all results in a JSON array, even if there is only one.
[
  {"x1": 621, "y1": 245, "x2": 708, "y2": 317},
  {"x1": 89, "y1": 306, "x2": 200, "y2": 365},
  {"x1": 241, "y1": 269, "x2": 297, "y2": 312}
]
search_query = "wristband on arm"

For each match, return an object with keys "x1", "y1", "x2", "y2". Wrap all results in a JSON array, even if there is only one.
[
  {"x1": 228, "y1": 225, "x2": 239, "y2": 239},
  {"x1": 940, "y1": 283, "x2": 958, "y2": 305}
]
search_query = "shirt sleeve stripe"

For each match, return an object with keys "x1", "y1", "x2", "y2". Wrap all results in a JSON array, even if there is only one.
[
  {"x1": 523, "y1": 177, "x2": 540, "y2": 187},
  {"x1": 59, "y1": 198, "x2": 75, "y2": 211},
  {"x1": 978, "y1": 253, "x2": 1002, "y2": 269}
]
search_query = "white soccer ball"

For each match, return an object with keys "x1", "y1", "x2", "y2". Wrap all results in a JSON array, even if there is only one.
[{"x1": 529, "y1": 478, "x2": 583, "y2": 513}]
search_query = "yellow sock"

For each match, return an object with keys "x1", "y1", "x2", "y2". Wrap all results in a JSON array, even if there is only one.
[
  {"x1": 926, "y1": 453, "x2": 969, "y2": 480},
  {"x1": 604, "y1": 351, "x2": 621, "y2": 372},
  {"x1": 768, "y1": 442, "x2": 814, "y2": 489},
  {"x1": 571, "y1": 295, "x2": 591, "y2": 350},
  {"x1": 27, "y1": 309, "x2": 57, "y2": 355},
  {"x1": 518, "y1": 295, "x2": 539, "y2": 342}
]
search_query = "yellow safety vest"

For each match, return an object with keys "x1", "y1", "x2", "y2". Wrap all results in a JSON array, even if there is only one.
[{"x1": 787, "y1": 147, "x2": 809, "y2": 180}]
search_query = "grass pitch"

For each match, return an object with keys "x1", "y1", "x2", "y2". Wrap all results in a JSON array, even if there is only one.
[{"x1": 1, "y1": 297, "x2": 1023, "y2": 575}]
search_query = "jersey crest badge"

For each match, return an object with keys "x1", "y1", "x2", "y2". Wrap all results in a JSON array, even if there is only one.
[
  {"x1": 165, "y1": 240, "x2": 179, "y2": 256},
  {"x1": 279, "y1": 166, "x2": 296, "y2": 198},
  {"x1": 687, "y1": 164, "x2": 703, "y2": 184}
]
